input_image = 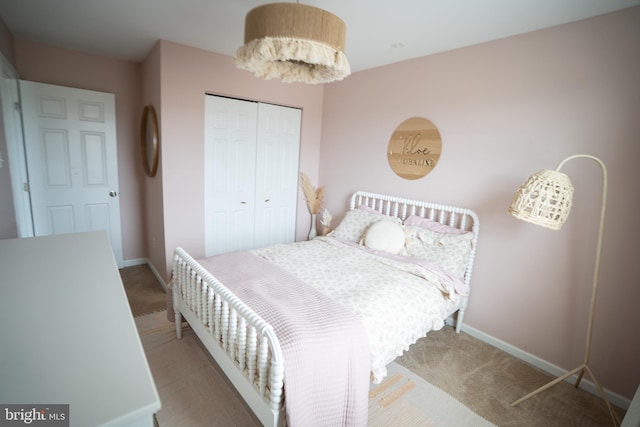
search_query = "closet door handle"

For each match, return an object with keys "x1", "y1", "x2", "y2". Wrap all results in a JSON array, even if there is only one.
[
  {"x1": 264, "y1": 199, "x2": 270, "y2": 203},
  {"x1": 240, "y1": 201, "x2": 247, "y2": 204}
]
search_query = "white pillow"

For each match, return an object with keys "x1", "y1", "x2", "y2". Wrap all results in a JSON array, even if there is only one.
[{"x1": 363, "y1": 221, "x2": 405, "y2": 254}]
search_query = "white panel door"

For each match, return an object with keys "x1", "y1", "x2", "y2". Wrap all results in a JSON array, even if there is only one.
[
  {"x1": 253, "y1": 103, "x2": 301, "y2": 249},
  {"x1": 20, "y1": 81, "x2": 124, "y2": 267},
  {"x1": 204, "y1": 95, "x2": 258, "y2": 256}
]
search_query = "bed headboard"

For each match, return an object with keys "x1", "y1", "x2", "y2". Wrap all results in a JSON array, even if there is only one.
[{"x1": 350, "y1": 191, "x2": 480, "y2": 292}]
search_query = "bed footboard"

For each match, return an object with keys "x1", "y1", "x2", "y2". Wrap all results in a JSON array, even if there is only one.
[{"x1": 171, "y1": 247, "x2": 285, "y2": 427}]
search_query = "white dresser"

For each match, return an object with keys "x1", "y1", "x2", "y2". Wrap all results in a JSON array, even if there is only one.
[{"x1": 0, "y1": 232, "x2": 161, "y2": 426}]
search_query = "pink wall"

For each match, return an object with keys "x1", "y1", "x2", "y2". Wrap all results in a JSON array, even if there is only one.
[
  {"x1": 140, "y1": 43, "x2": 165, "y2": 277},
  {"x1": 148, "y1": 40, "x2": 325, "y2": 279},
  {"x1": 12, "y1": 39, "x2": 146, "y2": 262},
  {"x1": 320, "y1": 7, "x2": 640, "y2": 399}
]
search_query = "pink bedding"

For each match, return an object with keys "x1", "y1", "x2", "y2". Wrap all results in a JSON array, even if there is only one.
[{"x1": 197, "y1": 251, "x2": 370, "y2": 427}]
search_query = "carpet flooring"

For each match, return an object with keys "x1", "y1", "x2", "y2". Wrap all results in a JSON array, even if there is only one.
[
  {"x1": 123, "y1": 264, "x2": 626, "y2": 426},
  {"x1": 120, "y1": 264, "x2": 167, "y2": 317},
  {"x1": 396, "y1": 328, "x2": 625, "y2": 426},
  {"x1": 137, "y1": 311, "x2": 495, "y2": 427}
]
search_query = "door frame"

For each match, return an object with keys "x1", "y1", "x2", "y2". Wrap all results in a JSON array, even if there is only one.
[
  {"x1": 1, "y1": 54, "x2": 33, "y2": 238},
  {"x1": 17, "y1": 80, "x2": 124, "y2": 267}
]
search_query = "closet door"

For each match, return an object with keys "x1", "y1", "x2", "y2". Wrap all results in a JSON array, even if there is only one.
[
  {"x1": 254, "y1": 103, "x2": 301, "y2": 248},
  {"x1": 204, "y1": 95, "x2": 258, "y2": 256},
  {"x1": 204, "y1": 95, "x2": 301, "y2": 256}
]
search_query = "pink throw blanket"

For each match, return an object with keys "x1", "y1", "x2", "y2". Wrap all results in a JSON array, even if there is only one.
[{"x1": 198, "y1": 251, "x2": 370, "y2": 427}]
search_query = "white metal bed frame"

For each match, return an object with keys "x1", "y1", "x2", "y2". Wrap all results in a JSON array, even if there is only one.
[{"x1": 171, "y1": 191, "x2": 479, "y2": 427}]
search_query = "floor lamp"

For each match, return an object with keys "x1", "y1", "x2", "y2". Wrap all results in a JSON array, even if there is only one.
[{"x1": 507, "y1": 154, "x2": 620, "y2": 426}]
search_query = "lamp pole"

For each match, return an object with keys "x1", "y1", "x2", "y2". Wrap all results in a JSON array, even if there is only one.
[{"x1": 510, "y1": 155, "x2": 619, "y2": 426}]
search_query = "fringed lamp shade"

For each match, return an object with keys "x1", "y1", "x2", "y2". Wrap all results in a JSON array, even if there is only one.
[
  {"x1": 235, "y1": 3, "x2": 350, "y2": 84},
  {"x1": 508, "y1": 169, "x2": 574, "y2": 230}
]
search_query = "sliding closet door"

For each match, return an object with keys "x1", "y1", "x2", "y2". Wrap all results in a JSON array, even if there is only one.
[
  {"x1": 204, "y1": 95, "x2": 258, "y2": 256},
  {"x1": 254, "y1": 103, "x2": 301, "y2": 248}
]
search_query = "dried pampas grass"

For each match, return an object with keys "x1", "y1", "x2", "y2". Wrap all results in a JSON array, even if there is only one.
[
  {"x1": 320, "y1": 208, "x2": 333, "y2": 235},
  {"x1": 299, "y1": 173, "x2": 324, "y2": 214}
]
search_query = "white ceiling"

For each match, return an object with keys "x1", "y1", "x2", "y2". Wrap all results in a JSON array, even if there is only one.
[{"x1": 0, "y1": 0, "x2": 638, "y2": 73}]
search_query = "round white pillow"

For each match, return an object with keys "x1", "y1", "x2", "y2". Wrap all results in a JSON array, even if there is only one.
[{"x1": 363, "y1": 220, "x2": 405, "y2": 254}]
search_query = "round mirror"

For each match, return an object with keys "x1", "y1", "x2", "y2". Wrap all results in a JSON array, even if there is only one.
[
  {"x1": 387, "y1": 117, "x2": 441, "y2": 180},
  {"x1": 140, "y1": 105, "x2": 159, "y2": 177}
]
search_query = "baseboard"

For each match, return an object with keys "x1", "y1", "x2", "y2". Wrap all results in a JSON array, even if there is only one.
[
  {"x1": 122, "y1": 258, "x2": 147, "y2": 268},
  {"x1": 446, "y1": 318, "x2": 631, "y2": 410},
  {"x1": 144, "y1": 258, "x2": 168, "y2": 291}
]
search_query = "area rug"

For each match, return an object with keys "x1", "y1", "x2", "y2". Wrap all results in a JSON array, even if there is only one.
[
  {"x1": 136, "y1": 311, "x2": 495, "y2": 426},
  {"x1": 369, "y1": 362, "x2": 495, "y2": 426}
]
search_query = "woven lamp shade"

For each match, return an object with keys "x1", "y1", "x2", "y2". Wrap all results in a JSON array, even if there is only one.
[
  {"x1": 508, "y1": 169, "x2": 574, "y2": 230},
  {"x1": 235, "y1": 3, "x2": 350, "y2": 84}
]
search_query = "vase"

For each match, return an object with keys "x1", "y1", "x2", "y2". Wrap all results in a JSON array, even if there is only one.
[{"x1": 308, "y1": 213, "x2": 317, "y2": 240}]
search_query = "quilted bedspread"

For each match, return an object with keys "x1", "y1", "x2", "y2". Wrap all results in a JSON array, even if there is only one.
[
  {"x1": 197, "y1": 250, "x2": 371, "y2": 427},
  {"x1": 254, "y1": 236, "x2": 462, "y2": 383}
]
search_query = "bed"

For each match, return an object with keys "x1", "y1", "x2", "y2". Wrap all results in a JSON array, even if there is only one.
[{"x1": 170, "y1": 191, "x2": 479, "y2": 426}]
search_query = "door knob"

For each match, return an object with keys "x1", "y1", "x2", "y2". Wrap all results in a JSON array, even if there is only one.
[{"x1": 109, "y1": 191, "x2": 118, "y2": 197}]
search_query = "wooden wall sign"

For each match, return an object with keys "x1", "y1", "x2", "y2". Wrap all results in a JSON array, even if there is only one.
[{"x1": 387, "y1": 117, "x2": 442, "y2": 180}]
